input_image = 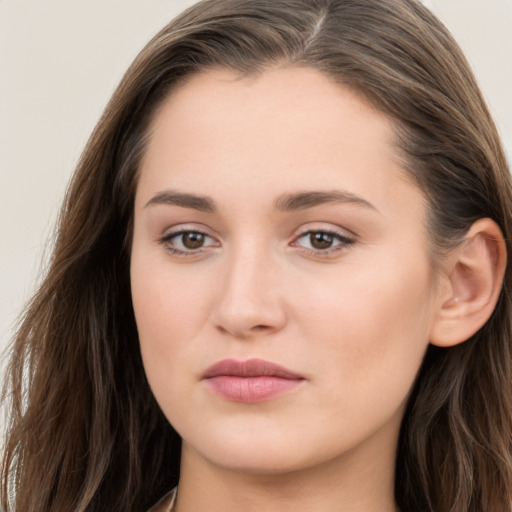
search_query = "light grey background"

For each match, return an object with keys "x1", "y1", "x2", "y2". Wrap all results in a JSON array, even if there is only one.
[{"x1": 1, "y1": 0, "x2": 511, "y2": 364}]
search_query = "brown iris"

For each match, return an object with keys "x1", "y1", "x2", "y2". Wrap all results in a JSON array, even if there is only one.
[
  {"x1": 182, "y1": 232, "x2": 205, "y2": 249},
  {"x1": 310, "y1": 232, "x2": 334, "y2": 249}
]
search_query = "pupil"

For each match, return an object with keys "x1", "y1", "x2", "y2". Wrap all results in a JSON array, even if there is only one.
[
  {"x1": 183, "y1": 232, "x2": 205, "y2": 249},
  {"x1": 310, "y1": 232, "x2": 333, "y2": 249}
]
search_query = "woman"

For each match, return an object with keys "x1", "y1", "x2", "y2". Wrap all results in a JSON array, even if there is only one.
[{"x1": 2, "y1": 0, "x2": 511, "y2": 511}]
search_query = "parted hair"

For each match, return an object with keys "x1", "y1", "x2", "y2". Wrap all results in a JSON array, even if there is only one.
[{"x1": 2, "y1": 0, "x2": 512, "y2": 510}]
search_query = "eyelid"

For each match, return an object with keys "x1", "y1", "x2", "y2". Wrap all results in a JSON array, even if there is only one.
[
  {"x1": 156, "y1": 223, "x2": 356, "y2": 258},
  {"x1": 159, "y1": 225, "x2": 221, "y2": 256},
  {"x1": 161, "y1": 227, "x2": 212, "y2": 241},
  {"x1": 294, "y1": 223, "x2": 356, "y2": 239},
  {"x1": 160, "y1": 222, "x2": 220, "y2": 241},
  {"x1": 290, "y1": 225, "x2": 357, "y2": 256}
]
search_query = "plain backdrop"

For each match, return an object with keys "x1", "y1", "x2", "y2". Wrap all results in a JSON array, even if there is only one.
[{"x1": 1, "y1": 0, "x2": 511, "y2": 366}]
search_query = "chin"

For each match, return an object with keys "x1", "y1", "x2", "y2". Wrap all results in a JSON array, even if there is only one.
[
  {"x1": 180, "y1": 423, "x2": 344, "y2": 477},
  {"x1": 198, "y1": 446, "x2": 314, "y2": 476}
]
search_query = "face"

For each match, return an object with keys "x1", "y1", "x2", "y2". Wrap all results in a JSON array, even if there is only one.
[{"x1": 131, "y1": 66, "x2": 439, "y2": 477}]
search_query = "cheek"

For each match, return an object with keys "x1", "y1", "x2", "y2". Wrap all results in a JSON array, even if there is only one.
[
  {"x1": 293, "y1": 252, "x2": 434, "y2": 394},
  {"x1": 130, "y1": 251, "x2": 216, "y2": 393}
]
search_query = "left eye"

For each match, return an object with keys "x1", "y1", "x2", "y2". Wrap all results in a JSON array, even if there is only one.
[{"x1": 294, "y1": 230, "x2": 354, "y2": 251}]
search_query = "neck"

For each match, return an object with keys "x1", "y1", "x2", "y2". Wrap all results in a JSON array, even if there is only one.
[{"x1": 174, "y1": 430, "x2": 399, "y2": 512}]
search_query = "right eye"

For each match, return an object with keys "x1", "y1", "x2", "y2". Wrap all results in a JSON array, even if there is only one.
[{"x1": 160, "y1": 230, "x2": 219, "y2": 255}]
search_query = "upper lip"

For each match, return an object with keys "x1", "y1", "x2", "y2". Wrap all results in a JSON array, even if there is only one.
[{"x1": 202, "y1": 358, "x2": 304, "y2": 380}]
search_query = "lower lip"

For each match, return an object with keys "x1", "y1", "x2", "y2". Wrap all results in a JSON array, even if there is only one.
[{"x1": 204, "y1": 376, "x2": 304, "y2": 403}]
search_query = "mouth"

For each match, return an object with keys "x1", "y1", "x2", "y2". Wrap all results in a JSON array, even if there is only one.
[{"x1": 201, "y1": 358, "x2": 306, "y2": 403}]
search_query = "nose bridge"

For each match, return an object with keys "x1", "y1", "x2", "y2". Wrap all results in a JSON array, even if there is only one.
[
  {"x1": 213, "y1": 237, "x2": 286, "y2": 337},
  {"x1": 229, "y1": 241, "x2": 274, "y2": 302}
]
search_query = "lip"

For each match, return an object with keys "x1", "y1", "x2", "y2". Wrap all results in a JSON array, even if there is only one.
[{"x1": 202, "y1": 358, "x2": 305, "y2": 403}]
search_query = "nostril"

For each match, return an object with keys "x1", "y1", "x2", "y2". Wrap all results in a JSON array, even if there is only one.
[
  {"x1": 251, "y1": 325, "x2": 271, "y2": 332},
  {"x1": 215, "y1": 323, "x2": 273, "y2": 339}
]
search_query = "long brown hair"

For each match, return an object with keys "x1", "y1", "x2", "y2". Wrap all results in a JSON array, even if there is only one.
[{"x1": 2, "y1": 1, "x2": 512, "y2": 510}]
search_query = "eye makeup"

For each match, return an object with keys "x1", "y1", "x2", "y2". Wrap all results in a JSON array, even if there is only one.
[{"x1": 157, "y1": 225, "x2": 356, "y2": 260}]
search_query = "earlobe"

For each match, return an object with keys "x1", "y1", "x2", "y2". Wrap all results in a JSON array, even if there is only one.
[{"x1": 429, "y1": 218, "x2": 507, "y2": 348}]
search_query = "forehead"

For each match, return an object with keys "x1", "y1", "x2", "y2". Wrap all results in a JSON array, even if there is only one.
[
  {"x1": 145, "y1": 66, "x2": 396, "y2": 163},
  {"x1": 137, "y1": 66, "x2": 421, "y2": 220}
]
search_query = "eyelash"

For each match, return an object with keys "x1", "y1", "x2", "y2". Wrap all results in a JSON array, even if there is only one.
[
  {"x1": 159, "y1": 229, "x2": 216, "y2": 257},
  {"x1": 159, "y1": 228, "x2": 356, "y2": 258},
  {"x1": 292, "y1": 229, "x2": 355, "y2": 256}
]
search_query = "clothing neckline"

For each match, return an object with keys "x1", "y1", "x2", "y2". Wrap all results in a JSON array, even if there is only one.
[{"x1": 147, "y1": 487, "x2": 177, "y2": 512}]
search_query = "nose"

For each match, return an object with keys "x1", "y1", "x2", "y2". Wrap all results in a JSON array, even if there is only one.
[{"x1": 212, "y1": 245, "x2": 287, "y2": 339}]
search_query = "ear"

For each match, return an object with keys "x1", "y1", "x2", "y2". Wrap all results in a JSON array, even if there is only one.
[{"x1": 429, "y1": 218, "x2": 507, "y2": 347}]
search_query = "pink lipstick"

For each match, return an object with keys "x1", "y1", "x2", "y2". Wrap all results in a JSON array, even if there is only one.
[{"x1": 202, "y1": 358, "x2": 305, "y2": 403}]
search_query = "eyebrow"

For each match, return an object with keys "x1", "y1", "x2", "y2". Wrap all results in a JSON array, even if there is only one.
[
  {"x1": 275, "y1": 190, "x2": 377, "y2": 212},
  {"x1": 145, "y1": 191, "x2": 216, "y2": 212},
  {"x1": 144, "y1": 189, "x2": 377, "y2": 213}
]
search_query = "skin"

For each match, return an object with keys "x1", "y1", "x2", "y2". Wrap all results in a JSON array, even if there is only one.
[{"x1": 131, "y1": 66, "x2": 445, "y2": 512}]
